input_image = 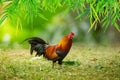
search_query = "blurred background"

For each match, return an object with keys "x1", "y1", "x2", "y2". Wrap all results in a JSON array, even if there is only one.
[{"x1": 0, "y1": 0, "x2": 120, "y2": 48}]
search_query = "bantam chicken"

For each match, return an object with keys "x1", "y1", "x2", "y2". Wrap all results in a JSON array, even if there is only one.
[{"x1": 24, "y1": 32, "x2": 74, "y2": 68}]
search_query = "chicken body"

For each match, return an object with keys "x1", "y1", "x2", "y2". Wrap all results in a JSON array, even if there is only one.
[{"x1": 25, "y1": 32, "x2": 74, "y2": 68}]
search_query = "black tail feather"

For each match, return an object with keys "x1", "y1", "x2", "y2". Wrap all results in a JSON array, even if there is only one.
[
  {"x1": 30, "y1": 45, "x2": 34, "y2": 55},
  {"x1": 22, "y1": 37, "x2": 48, "y2": 44},
  {"x1": 22, "y1": 37, "x2": 47, "y2": 56}
]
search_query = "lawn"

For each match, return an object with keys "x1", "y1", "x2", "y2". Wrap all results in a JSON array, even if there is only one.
[{"x1": 0, "y1": 43, "x2": 120, "y2": 80}]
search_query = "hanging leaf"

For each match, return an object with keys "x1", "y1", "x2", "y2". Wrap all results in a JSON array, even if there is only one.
[
  {"x1": 0, "y1": 14, "x2": 7, "y2": 25},
  {"x1": 37, "y1": 13, "x2": 48, "y2": 21},
  {"x1": 0, "y1": 0, "x2": 120, "y2": 32},
  {"x1": 75, "y1": 12, "x2": 85, "y2": 20},
  {"x1": 90, "y1": 3, "x2": 100, "y2": 22},
  {"x1": 113, "y1": 22, "x2": 120, "y2": 32}
]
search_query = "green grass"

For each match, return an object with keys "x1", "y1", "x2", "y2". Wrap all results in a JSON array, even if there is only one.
[{"x1": 0, "y1": 43, "x2": 120, "y2": 80}]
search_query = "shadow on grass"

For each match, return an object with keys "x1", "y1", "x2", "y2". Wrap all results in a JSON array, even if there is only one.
[{"x1": 63, "y1": 61, "x2": 81, "y2": 66}]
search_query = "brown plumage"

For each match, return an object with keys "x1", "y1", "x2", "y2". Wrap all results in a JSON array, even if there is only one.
[{"x1": 24, "y1": 32, "x2": 74, "y2": 68}]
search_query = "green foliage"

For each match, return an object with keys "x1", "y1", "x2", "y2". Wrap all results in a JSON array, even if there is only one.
[{"x1": 0, "y1": 0, "x2": 120, "y2": 31}]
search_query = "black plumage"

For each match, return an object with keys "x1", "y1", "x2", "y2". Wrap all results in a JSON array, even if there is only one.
[{"x1": 22, "y1": 37, "x2": 48, "y2": 56}]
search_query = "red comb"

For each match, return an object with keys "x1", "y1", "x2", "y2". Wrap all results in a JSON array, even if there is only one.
[{"x1": 70, "y1": 32, "x2": 74, "y2": 35}]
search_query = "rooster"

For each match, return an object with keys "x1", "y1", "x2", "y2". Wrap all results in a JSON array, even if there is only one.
[{"x1": 23, "y1": 32, "x2": 74, "y2": 68}]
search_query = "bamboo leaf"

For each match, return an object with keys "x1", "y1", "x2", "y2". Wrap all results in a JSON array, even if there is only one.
[
  {"x1": 103, "y1": 21, "x2": 110, "y2": 32},
  {"x1": 113, "y1": 22, "x2": 120, "y2": 32},
  {"x1": 0, "y1": 0, "x2": 120, "y2": 32},
  {"x1": 0, "y1": 14, "x2": 7, "y2": 25},
  {"x1": 88, "y1": 18, "x2": 98, "y2": 32},
  {"x1": 38, "y1": 13, "x2": 48, "y2": 21},
  {"x1": 42, "y1": 0, "x2": 46, "y2": 8},
  {"x1": 90, "y1": 4, "x2": 100, "y2": 22},
  {"x1": 75, "y1": 12, "x2": 84, "y2": 20},
  {"x1": 63, "y1": 8, "x2": 70, "y2": 16},
  {"x1": 89, "y1": 5, "x2": 92, "y2": 30}
]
